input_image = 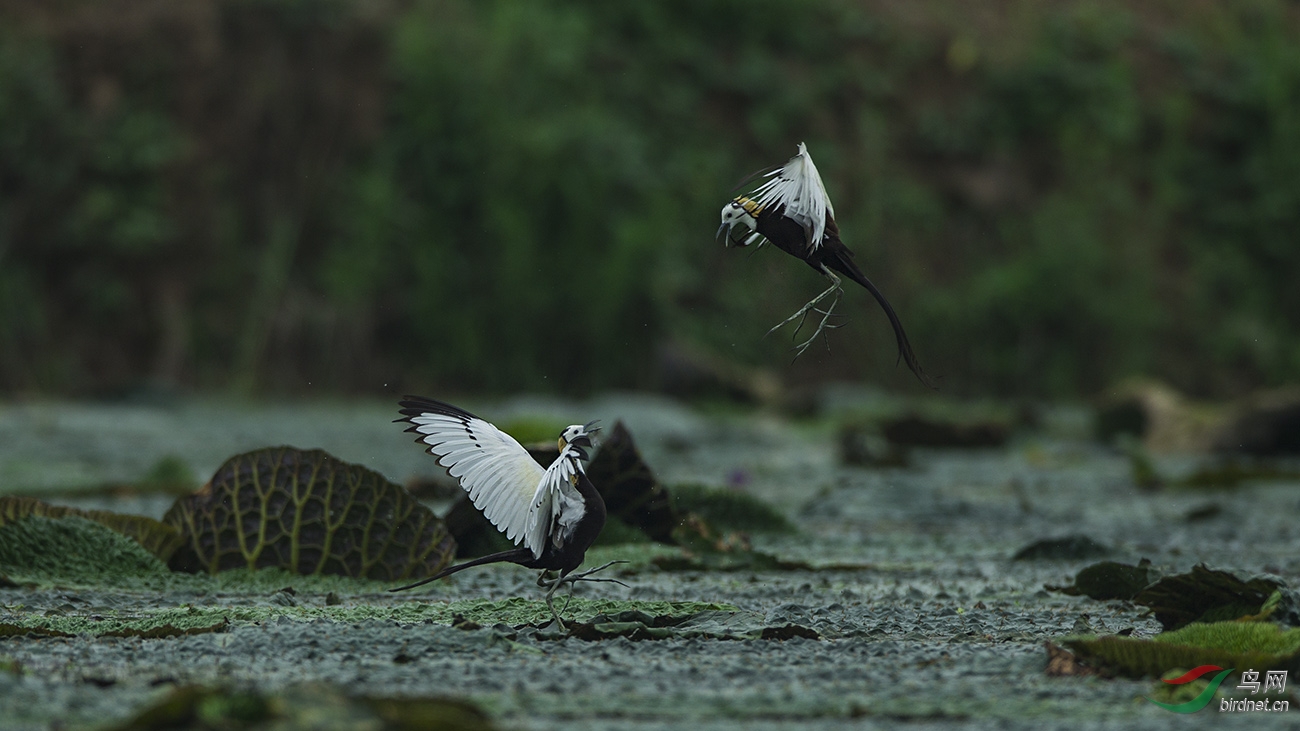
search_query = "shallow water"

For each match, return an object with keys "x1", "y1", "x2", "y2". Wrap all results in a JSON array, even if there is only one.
[{"x1": 0, "y1": 392, "x2": 1296, "y2": 729}]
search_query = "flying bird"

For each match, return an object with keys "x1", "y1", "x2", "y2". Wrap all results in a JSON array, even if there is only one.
[
  {"x1": 389, "y1": 396, "x2": 621, "y2": 628},
  {"x1": 717, "y1": 142, "x2": 932, "y2": 386}
]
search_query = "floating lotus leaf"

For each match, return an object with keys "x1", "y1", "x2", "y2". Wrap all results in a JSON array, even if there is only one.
[
  {"x1": 1012, "y1": 534, "x2": 1111, "y2": 561},
  {"x1": 558, "y1": 609, "x2": 821, "y2": 642},
  {"x1": 164, "y1": 446, "x2": 454, "y2": 579},
  {"x1": 0, "y1": 496, "x2": 183, "y2": 561},
  {"x1": 1133, "y1": 564, "x2": 1294, "y2": 630},
  {"x1": 1046, "y1": 559, "x2": 1158, "y2": 600}
]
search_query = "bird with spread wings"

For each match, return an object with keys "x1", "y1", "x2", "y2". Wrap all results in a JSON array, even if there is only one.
[{"x1": 389, "y1": 396, "x2": 622, "y2": 628}]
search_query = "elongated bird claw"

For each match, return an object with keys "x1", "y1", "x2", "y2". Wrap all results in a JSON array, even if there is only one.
[
  {"x1": 539, "y1": 561, "x2": 630, "y2": 630},
  {"x1": 767, "y1": 268, "x2": 845, "y2": 360}
]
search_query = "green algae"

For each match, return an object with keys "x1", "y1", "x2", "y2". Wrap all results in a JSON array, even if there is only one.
[
  {"x1": 1156, "y1": 621, "x2": 1300, "y2": 655},
  {"x1": 0, "y1": 498, "x2": 184, "y2": 561},
  {"x1": 0, "y1": 509, "x2": 692, "y2": 596},
  {"x1": 1063, "y1": 622, "x2": 1300, "y2": 678},
  {"x1": 0, "y1": 514, "x2": 413, "y2": 594},
  {"x1": 562, "y1": 608, "x2": 820, "y2": 642},
  {"x1": 6, "y1": 596, "x2": 736, "y2": 637}
]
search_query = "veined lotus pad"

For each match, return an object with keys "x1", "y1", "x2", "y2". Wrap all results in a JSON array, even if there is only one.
[{"x1": 164, "y1": 446, "x2": 454, "y2": 580}]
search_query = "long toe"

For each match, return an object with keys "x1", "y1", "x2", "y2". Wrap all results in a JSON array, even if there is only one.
[{"x1": 545, "y1": 595, "x2": 566, "y2": 632}]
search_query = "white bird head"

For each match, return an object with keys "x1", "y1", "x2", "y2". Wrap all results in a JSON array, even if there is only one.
[
  {"x1": 557, "y1": 421, "x2": 600, "y2": 457},
  {"x1": 716, "y1": 198, "x2": 759, "y2": 247}
]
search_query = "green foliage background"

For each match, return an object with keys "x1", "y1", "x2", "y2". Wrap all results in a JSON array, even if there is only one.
[{"x1": 1, "y1": 0, "x2": 1298, "y2": 397}]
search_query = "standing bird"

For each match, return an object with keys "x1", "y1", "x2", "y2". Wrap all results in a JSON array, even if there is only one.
[
  {"x1": 389, "y1": 396, "x2": 622, "y2": 628},
  {"x1": 717, "y1": 142, "x2": 932, "y2": 386}
]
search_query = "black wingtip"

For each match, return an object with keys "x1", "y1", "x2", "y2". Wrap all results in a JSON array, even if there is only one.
[{"x1": 396, "y1": 395, "x2": 483, "y2": 422}]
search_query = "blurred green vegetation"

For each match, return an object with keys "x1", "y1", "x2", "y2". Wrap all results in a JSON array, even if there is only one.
[{"x1": 1, "y1": 0, "x2": 1299, "y2": 398}]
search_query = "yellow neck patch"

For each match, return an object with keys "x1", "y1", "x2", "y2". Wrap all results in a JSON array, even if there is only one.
[{"x1": 733, "y1": 196, "x2": 764, "y2": 217}]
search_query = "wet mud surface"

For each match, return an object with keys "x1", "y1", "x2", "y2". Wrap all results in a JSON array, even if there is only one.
[{"x1": 1, "y1": 392, "x2": 1297, "y2": 729}]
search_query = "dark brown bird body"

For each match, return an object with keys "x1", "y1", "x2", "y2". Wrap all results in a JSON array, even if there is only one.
[
  {"x1": 751, "y1": 205, "x2": 930, "y2": 386},
  {"x1": 404, "y1": 470, "x2": 606, "y2": 586}
]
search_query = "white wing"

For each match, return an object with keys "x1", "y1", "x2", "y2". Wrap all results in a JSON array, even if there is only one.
[
  {"x1": 534, "y1": 451, "x2": 587, "y2": 551},
  {"x1": 751, "y1": 142, "x2": 835, "y2": 248},
  {"x1": 400, "y1": 398, "x2": 551, "y2": 558}
]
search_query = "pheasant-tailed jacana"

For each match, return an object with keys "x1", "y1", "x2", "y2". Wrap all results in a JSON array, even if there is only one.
[
  {"x1": 389, "y1": 396, "x2": 622, "y2": 628},
  {"x1": 717, "y1": 142, "x2": 933, "y2": 387}
]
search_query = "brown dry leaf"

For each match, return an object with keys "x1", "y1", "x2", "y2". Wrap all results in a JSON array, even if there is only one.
[
  {"x1": 1044, "y1": 642, "x2": 1099, "y2": 677},
  {"x1": 164, "y1": 446, "x2": 455, "y2": 580}
]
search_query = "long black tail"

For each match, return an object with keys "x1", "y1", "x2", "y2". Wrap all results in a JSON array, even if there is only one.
[
  {"x1": 389, "y1": 547, "x2": 535, "y2": 592},
  {"x1": 823, "y1": 250, "x2": 936, "y2": 389}
]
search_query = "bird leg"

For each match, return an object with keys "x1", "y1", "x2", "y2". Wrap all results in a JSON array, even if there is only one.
[
  {"x1": 536, "y1": 561, "x2": 630, "y2": 631},
  {"x1": 766, "y1": 267, "x2": 844, "y2": 358},
  {"x1": 543, "y1": 577, "x2": 568, "y2": 632}
]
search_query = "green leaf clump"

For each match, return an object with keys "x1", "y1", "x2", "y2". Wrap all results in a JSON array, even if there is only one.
[
  {"x1": 0, "y1": 495, "x2": 184, "y2": 562},
  {"x1": 1063, "y1": 622, "x2": 1300, "y2": 679},
  {"x1": 0, "y1": 515, "x2": 173, "y2": 587},
  {"x1": 670, "y1": 483, "x2": 795, "y2": 534}
]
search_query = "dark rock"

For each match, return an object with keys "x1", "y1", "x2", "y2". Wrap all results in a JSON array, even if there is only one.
[
  {"x1": 1013, "y1": 535, "x2": 1112, "y2": 561},
  {"x1": 1211, "y1": 387, "x2": 1300, "y2": 456},
  {"x1": 880, "y1": 414, "x2": 1009, "y2": 448}
]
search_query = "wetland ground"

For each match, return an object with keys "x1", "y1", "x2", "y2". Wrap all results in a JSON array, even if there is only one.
[{"x1": 1, "y1": 389, "x2": 1297, "y2": 729}]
